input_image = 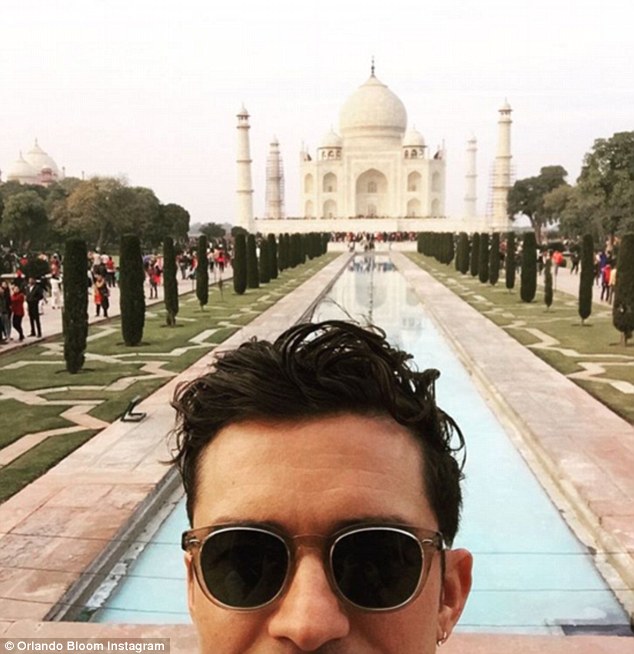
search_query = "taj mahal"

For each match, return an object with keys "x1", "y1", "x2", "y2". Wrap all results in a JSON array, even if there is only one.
[{"x1": 236, "y1": 65, "x2": 513, "y2": 235}]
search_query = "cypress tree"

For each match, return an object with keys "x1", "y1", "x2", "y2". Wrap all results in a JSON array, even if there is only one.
[
  {"x1": 163, "y1": 236, "x2": 179, "y2": 326},
  {"x1": 578, "y1": 233, "x2": 594, "y2": 324},
  {"x1": 285, "y1": 233, "x2": 291, "y2": 269},
  {"x1": 457, "y1": 232, "x2": 469, "y2": 274},
  {"x1": 470, "y1": 233, "x2": 480, "y2": 277},
  {"x1": 479, "y1": 233, "x2": 490, "y2": 283},
  {"x1": 63, "y1": 238, "x2": 88, "y2": 374},
  {"x1": 259, "y1": 238, "x2": 271, "y2": 284},
  {"x1": 277, "y1": 234, "x2": 285, "y2": 271},
  {"x1": 489, "y1": 232, "x2": 500, "y2": 286},
  {"x1": 447, "y1": 233, "x2": 455, "y2": 266},
  {"x1": 544, "y1": 259, "x2": 553, "y2": 310},
  {"x1": 246, "y1": 234, "x2": 260, "y2": 288},
  {"x1": 520, "y1": 231, "x2": 538, "y2": 303},
  {"x1": 268, "y1": 234, "x2": 278, "y2": 279},
  {"x1": 119, "y1": 234, "x2": 145, "y2": 346},
  {"x1": 321, "y1": 232, "x2": 329, "y2": 255},
  {"x1": 612, "y1": 232, "x2": 634, "y2": 345},
  {"x1": 279, "y1": 234, "x2": 288, "y2": 270},
  {"x1": 290, "y1": 234, "x2": 300, "y2": 268},
  {"x1": 300, "y1": 234, "x2": 307, "y2": 264},
  {"x1": 196, "y1": 235, "x2": 209, "y2": 310},
  {"x1": 233, "y1": 233, "x2": 247, "y2": 295},
  {"x1": 505, "y1": 231, "x2": 516, "y2": 291},
  {"x1": 455, "y1": 234, "x2": 462, "y2": 271}
]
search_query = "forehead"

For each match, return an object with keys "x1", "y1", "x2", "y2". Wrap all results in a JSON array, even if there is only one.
[{"x1": 192, "y1": 413, "x2": 433, "y2": 532}]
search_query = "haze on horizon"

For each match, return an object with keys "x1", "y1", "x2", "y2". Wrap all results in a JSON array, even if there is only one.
[{"x1": 1, "y1": 0, "x2": 632, "y2": 227}]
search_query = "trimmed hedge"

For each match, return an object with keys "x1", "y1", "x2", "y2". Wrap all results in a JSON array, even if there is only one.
[
  {"x1": 458, "y1": 232, "x2": 469, "y2": 274},
  {"x1": 163, "y1": 236, "x2": 179, "y2": 326},
  {"x1": 259, "y1": 238, "x2": 271, "y2": 284},
  {"x1": 489, "y1": 232, "x2": 500, "y2": 286},
  {"x1": 62, "y1": 238, "x2": 89, "y2": 373},
  {"x1": 505, "y1": 231, "x2": 516, "y2": 291},
  {"x1": 478, "y1": 233, "x2": 490, "y2": 283},
  {"x1": 579, "y1": 233, "x2": 594, "y2": 324},
  {"x1": 233, "y1": 233, "x2": 247, "y2": 295},
  {"x1": 520, "y1": 232, "x2": 537, "y2": 303},
  {"x1": 470, "y1": 233, "x2": 480, "y2": 277},
  {"x1": 544, "y1": 259, "x2": 553, "y2": 309},
  {"x1": 246, "y1": 234, "x2": 259, "y2": 288},
  {"x1": 196, "y1": 235, "x2": 209, "y2": 309},
  {"x1": 119, "y1": 234, "x2": 145, "y2": 346},
  {"x1": 268, "y1": 234, "x2": 278, "y2": 279}
]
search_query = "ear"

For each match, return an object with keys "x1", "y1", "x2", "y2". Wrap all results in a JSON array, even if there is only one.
[
  {"x1": 184, "y1": 552, "x2": 196, "y2": 615},
  {"x1": 437, "y1": 548, "x2": 473, "y2": 640}
]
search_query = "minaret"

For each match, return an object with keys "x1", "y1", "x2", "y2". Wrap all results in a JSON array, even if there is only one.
[
  {"x1": 265, "y1": 136, "x2": 285, "y2": 219},
  {"x1": 492, "y1": 100, "x2": 512, "y2": 227},
  {"x1": 236, "y1": 104, "x2": 254, "y2": 232},
  {"x1": 465, "y1": 136, "x2": 477, "y2": 218}
]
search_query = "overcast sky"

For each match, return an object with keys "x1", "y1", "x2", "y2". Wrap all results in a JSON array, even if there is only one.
[{"x1": 1, "y1": 0, "x2": 632, "y2": 225}]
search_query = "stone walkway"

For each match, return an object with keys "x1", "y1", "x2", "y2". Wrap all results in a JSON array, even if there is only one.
[{"x1": 1, "y1": 250, "x2": 632, "y2": 652}]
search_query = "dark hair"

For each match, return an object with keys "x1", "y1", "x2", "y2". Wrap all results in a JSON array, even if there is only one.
[{"x1": 171, "y1": 320, "x2": 466, "y2": 545}]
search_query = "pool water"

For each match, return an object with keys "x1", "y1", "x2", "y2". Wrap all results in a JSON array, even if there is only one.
[{"x1": 92, "y1": 255, "x2": 629, "y2": 634}]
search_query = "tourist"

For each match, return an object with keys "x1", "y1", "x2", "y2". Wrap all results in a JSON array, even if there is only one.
[
  {"x1": 106, "y1": 256, "x2": 116, "y2": 287},
  {"x1": 608, "y1": 266, "x2": 617, "y2": 305},
  {"x1": 94, "y1": 274, "x2": 109, "y2": 317},
  {"x1": 172, "y1": 320, "x2": 473, "y2": 653},
  {"x1": 25, "y1": 277, "x2": 44, "y2": 338},
  {"x1": 148, "y1": 260, "x2": 161, "y2": 299},
  {"x1": 49, "y1": 274, "x2": 63, "y2": 310},
  {"x1": 600, "y1": 261, "x2": 612, "y2": 302},
  {"x1": 0, "y1": 283, "x2": 11, "y2": 343},
  {"x1": 552, "y1": 249, "x2": 564, "y2": 276},
  {"x1": 10, "y1": 283, "x2": 25, "y2": 341}
]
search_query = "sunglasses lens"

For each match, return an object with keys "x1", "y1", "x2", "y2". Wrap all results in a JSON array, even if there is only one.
[
  {"x1": 200, "y1": 529, "x2": 288, "y2": 608},
  {"x1": 332, "y1": 529, "x2": 423, "y2": 609}
]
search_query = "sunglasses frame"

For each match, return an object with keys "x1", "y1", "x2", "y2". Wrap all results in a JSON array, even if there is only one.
[{"x1": 182, "y1": 523, "x2": 445, "y2": 612}]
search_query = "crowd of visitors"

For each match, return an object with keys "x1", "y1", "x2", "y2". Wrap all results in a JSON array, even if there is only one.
[{"x1": 0, "y1": 241, "x2": 233, "y2": 346}]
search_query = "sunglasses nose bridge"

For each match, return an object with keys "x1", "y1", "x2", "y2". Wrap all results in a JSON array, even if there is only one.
[{"x1": 287, "y1": 534, "x2": 330, "y2": 567}]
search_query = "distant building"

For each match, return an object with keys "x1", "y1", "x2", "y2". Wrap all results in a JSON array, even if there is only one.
[
  {"x1": 4, "y1": 139, "x2": 64, "y2": 187},
  {"x1": 299, "y1": 68, "x2": 446, "y2": 220}
]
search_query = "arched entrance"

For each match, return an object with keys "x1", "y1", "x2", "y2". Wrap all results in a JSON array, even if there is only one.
[{"x1": 355, "y1": 169, "x2": 388, "y2": 217}]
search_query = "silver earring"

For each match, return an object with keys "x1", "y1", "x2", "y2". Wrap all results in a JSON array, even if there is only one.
[{"x1": 436, "y1": 631, "x2": 448, "y2": 646}]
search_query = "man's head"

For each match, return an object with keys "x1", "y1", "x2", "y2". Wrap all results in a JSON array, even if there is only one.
[{"x1": 172, "y1": 321, "x2": 472, "y2": 652}]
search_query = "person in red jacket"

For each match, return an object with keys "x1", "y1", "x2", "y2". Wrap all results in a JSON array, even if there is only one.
[{"x1": 10, "y1": 283, "x2": 25, "y2": 341}]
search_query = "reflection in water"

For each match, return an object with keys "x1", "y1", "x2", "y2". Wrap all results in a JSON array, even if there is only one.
[{"x1": 315, "y1": 254, "x2": 424, "y2": 332}]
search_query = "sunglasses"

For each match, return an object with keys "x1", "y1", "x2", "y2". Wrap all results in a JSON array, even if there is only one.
[{"x1": 182, "y1": 523, "x2": 445, "y2": 612}]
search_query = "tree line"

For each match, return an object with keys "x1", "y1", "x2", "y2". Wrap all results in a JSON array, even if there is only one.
[
  {"x1": 507, "y1": 131, "x2": 634, "y2": 244},
  {"x1": 0, "y1": 176, "x2": 190, "y2": 252}
]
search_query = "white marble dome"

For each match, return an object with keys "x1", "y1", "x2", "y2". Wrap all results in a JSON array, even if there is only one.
[
  {"x1": 6, "y1": 152, "x2": 39, "y2": 182},
  {"x1": 403, "y1": 128, "x2": 425, "y2": 147},
  {"x1": 340, "y1": 75, "x2": 407, "y2": 138},
  {"x1": 320, "y1": 128, "x2": 343, "y2": 148},
  {"x1": 24, "y1": 139, "x2": 60, "y2": 176}
]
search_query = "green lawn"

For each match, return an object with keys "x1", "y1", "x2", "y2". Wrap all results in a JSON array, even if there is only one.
[
  {"x1": 0, "y1": 254, "x2": 337, "y2": 502},
  {"x1": 408, "y1": 254, "x2": 634, "y2": 424}
]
